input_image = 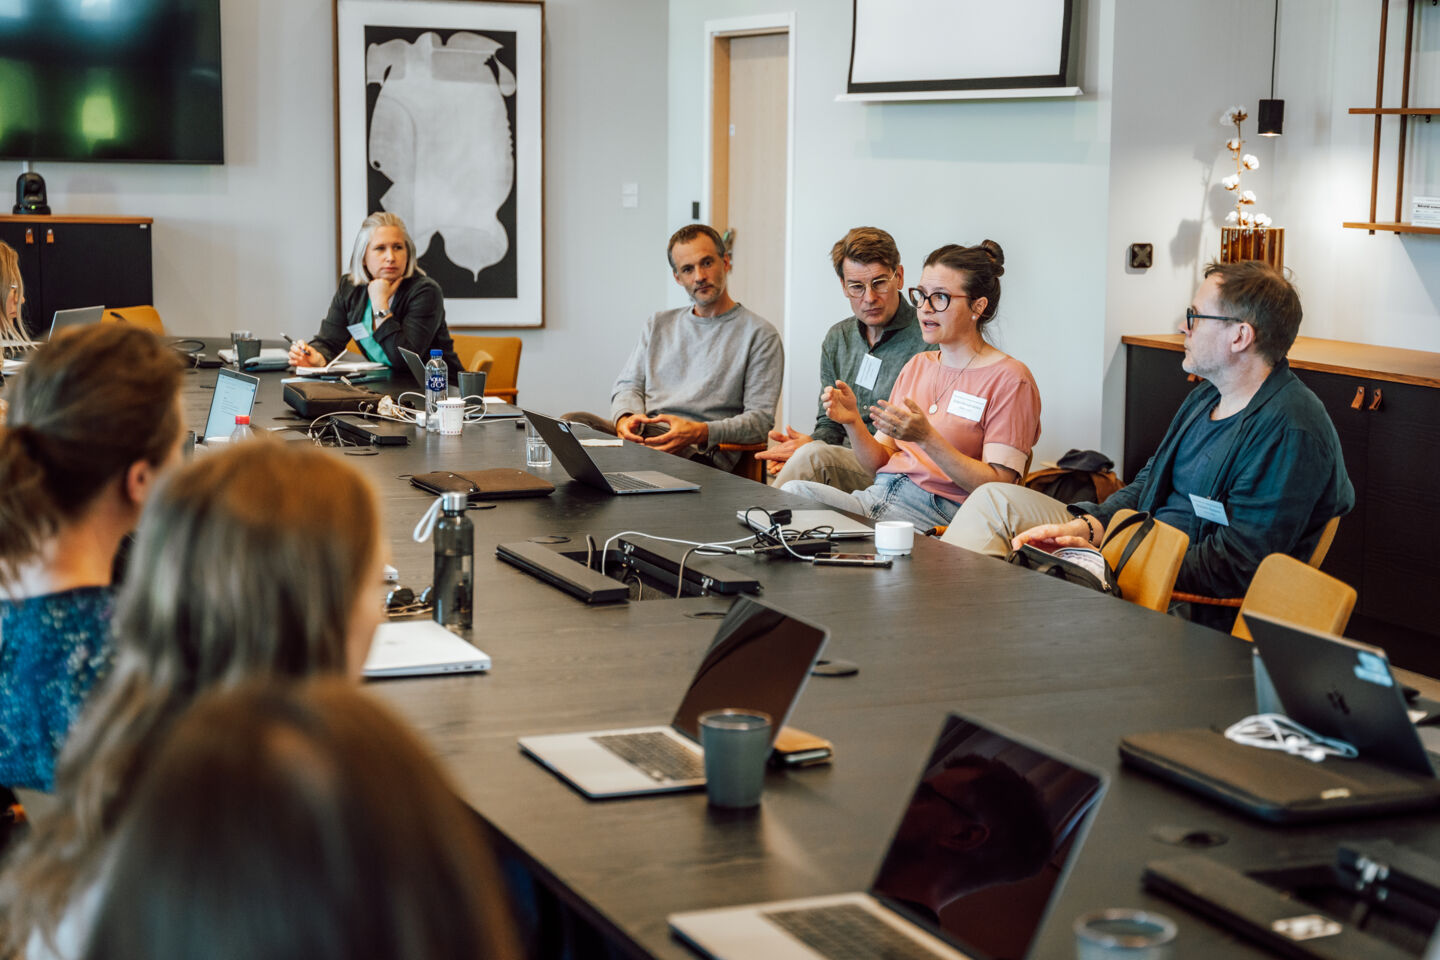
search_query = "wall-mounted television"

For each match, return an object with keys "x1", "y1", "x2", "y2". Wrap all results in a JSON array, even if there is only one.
[{"x1": 0, "y1": 0, "x2": 224, "y2": 164}]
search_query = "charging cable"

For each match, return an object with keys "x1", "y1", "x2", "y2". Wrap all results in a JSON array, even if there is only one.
[{"x1": 1224, "y1": 713, "x2": 1359, "y2": 763}]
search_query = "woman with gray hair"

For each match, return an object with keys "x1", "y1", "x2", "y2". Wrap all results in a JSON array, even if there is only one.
[{"x1": 288, "y1": 211, "x2": 462, "y2": 380}]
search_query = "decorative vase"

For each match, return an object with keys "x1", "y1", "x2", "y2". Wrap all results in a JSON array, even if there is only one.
[{"x1": 1220, "y1": 226, "x2": 1284, "y2": 271}]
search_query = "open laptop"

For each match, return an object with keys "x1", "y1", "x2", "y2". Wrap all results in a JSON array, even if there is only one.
[
  {"x1": 363, "y1": 619, "x2": 490, "y2": 678},
  {"x1": 670, "y1": 713, "x2": 1108, "y2": 960},
  {"x1": 398, "y1": 346, "x2": 522, "y2": 417},
  {"x1": 1246, "y1": 612, "x2": 1439, "y2": 776},
  {"x1": 46, "y1": 305, "x2": 104, "y2": 341},
  {"x1": 518, "y1": 595, "x2": 827, "y2": 798},
  {"x1": 525, "y1": 409, "x2": 699, "y2": 495},
  {"x1": 198, "y1": 368, "x2": 260, "y2": 442},
  {"x1": 737, "y1": 508, "x2": 874, "y2": 541}
]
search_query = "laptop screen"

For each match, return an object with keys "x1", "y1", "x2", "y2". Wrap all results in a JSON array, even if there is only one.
[
  {"x1": 204, "y1": 368, "x2": 259, "y2": 439},
  {"x1": 669, "y1": 595, "x2": 828, "y2": 744},
  {"x1": 869, "y1": 714, "x2": 1106, "y2": 960}
]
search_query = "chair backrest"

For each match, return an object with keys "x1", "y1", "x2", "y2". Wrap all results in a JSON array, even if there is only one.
[
  {"x1": 1307, "y1": 515, "x2": 1341, "y2": 568},
  {"x1": 1100, "y1": 508, "x2": 1190, "y2": 613},
  {"x1": 452, "y1": 335, "x2": 521, "y2": 396},
  {"x1": 104, "y1": 306, "x2": 165, "y2": 335},
  {"x1": 1232, "y1": 553, "x2": 1357, "y2": 642}
]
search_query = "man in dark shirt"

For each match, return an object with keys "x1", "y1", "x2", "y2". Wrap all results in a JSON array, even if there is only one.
[
  {"x1": 758, "y1": 227, "x2": 935, "y2": 490},
  {"x1": 945, "y1": 260, "x2": 1354, "y2": 612}
]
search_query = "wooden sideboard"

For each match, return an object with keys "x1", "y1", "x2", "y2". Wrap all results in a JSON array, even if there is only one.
[{"x1": 1122, "y1": 334, "x2": 1440, "y2": 656}]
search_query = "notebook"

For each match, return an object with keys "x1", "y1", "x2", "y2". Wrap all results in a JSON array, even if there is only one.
[
  {"x1": 524, "y1": 410, "x2": 699, "y2": 495},
  {"x1": 217, "y1": 346, "x2": 290, "y2": 371},
  {"x1": 518, "y1": 595, "x2": 826, "y2": 798},
  {"x1": 670, "y1": 712, "x2": 1107, "y2": 960},
  {"x1": 199, "y1": 368, "x2": 259, "y2": 441},
  {"x1": 363, "y1": 620, "x2": 490, "y2": 678}
]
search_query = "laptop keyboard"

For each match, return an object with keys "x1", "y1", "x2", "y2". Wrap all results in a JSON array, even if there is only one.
[
  {"x1": 604, "y1": 472, "x2": 661, "y2": 491},
  {"x1": 764, "y1": 904, "x2": 944, "y2": 960},
  {"x1": 592, "y1": 732, "x2": 704, "y2": 782}
]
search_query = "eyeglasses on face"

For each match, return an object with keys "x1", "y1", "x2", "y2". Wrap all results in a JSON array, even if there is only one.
[
  {"x1": 844, "y1": 275, "x2": 896, "y2": 299},
  {"x1": 1184, "y1": 306, "x2": 1243, "y2": 331},
  {"x1": 907, "y1": 287, "x2": 970, "y2": 313}
]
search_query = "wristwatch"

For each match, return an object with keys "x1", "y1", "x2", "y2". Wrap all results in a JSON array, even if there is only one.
[{"x1": 374, "y1": 308, "x2": 393, "y2": 322}]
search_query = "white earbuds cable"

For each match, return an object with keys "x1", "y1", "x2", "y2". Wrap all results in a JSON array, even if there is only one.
[{"x1": 1224, "y1": 713, "x2": 1359, "y2": 763}]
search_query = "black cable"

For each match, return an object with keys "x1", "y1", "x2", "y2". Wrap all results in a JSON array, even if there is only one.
[{"x1": 1270, "y1": 0, "x2": 1279, "y2": 98}]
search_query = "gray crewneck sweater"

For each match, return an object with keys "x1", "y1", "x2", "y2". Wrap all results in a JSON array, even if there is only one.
[{"x1": 610, "y1": 303, "x2": 783, "y2": 449}]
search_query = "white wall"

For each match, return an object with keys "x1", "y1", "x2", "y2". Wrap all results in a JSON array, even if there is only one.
[
  {"x1": 19, "y1": 0, "x2": 671, "y2": 417},
  {"x1": 668, "y1": 0, "x2": 1116, "y2": 466}
]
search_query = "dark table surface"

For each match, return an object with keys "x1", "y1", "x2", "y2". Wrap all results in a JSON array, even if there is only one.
[{"x1": 180, "y1": 352, "x2": 1440, "y2": 960}]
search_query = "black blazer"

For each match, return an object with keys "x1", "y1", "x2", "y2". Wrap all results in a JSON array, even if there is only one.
[{"x1": 310, "y1": 275, "x2": 463, "y2": 380}]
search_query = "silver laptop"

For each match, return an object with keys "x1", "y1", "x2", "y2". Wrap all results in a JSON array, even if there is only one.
[
  {"x1": 525, "y1": 409, "x2": 699, "y2": 495},
  {"x1": 737, "y1": 508, "x2": 874, "y2": 540},
  {"x1": 670, "y1": 713, "x2": 1108, "y2": 960},
  {"x1": 199, "y1": 368, "x2": 259, "y2": 442},
  {"x1": 518, "y1": 595, "x2": 827, "y2": 798},
  {"x1": 363, "y1": 620, "x2": 490, "y2": 679},
  {"x1": 1245, "y1": 612, "x2": 1439, "y2": 776},
  {"x1": 48, "y1": 305, "x2": 104, "y2": 340}
]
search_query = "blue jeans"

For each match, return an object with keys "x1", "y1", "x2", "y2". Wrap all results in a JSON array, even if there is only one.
[{"x1": 781, "y1": 473, "x2": 960, "y2": 530}]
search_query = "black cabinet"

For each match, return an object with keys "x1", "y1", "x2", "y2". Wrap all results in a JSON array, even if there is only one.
[
  {"x1": 1123, "y1": 336, "x2": 1440, "y2": 643},
  {"x1": 0, "y1": 217, "x2": 152, "y2": 337}
]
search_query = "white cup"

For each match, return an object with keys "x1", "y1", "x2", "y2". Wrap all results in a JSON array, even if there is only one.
[
  {"x1": 437, "y1": 398, "x2": 465, "y2": 436},
  {"x1": 874, "y1": 520, "x2": 915, "y2": 556}
]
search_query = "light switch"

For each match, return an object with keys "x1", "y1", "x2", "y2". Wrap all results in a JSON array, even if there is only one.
[{"x1": 621, "y1": 182, "x2": 638, "y2": 209}]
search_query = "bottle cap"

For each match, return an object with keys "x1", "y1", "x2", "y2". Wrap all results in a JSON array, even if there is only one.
[
  {"x1": 430, "y1": 349, "x2": 442, "y2": 357},
  {"x1": 235, "y1": 415, "x2": 250, "y2": 425},
  {"x1": 440, "y1": 491, "x2": 468, "y2": 512}
]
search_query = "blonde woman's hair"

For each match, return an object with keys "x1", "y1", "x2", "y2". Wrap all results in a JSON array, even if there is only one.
[
  {"x1": 0, "y1": 240, "x2": 31, "y2": 347},
  {"x1": 0, "y1": 444, "x2": 381, "y2": 954},
  {"x1": 347, "y1": 211, "x2": 424, "y2": 286}
]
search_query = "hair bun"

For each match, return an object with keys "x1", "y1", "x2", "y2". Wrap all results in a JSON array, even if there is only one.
[{"x1": 979, "y1": 239, "x2": 1005, "y2": 274}]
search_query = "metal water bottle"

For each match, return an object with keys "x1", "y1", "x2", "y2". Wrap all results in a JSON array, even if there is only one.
[
  {"x1": 424, "y1": 349, "x2": 447, "y2": 431},
  {"x1": 433, "y1": 491, "x2": 473, "y2": 629}
]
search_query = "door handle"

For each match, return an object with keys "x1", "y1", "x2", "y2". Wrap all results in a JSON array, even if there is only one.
[
  {"x1": 1368, "y1": 388, "x2": 1382, "y2": 412},
  {"x1": 45, "y1": 229, "x2": 53, "y2": 244},
  {"x1": 24, "y1": 228, "x2": 33, "y2": 245},
  {"x1": 1350, "y1": 385, "x2": 1365, "y2": 410}
]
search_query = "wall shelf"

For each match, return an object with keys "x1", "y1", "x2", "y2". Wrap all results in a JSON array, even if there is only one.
[
  {"x1": 1348, "y1": 107, "x2": 1440, "y2": 116},
  {"x1": 1343, "y1": 220, "x2": 1440, "y2": 235}
]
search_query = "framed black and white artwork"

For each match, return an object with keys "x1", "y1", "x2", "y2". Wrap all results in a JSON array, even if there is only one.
[{"x1": 336, "y1": 0, "x2": 543, "y2": 328}]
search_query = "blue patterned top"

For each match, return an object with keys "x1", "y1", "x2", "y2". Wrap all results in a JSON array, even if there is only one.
[{"x1": 0, "y1": 587, "x2": 115, "y2": 791}]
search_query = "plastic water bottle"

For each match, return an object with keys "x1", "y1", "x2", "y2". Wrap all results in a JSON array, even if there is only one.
[
  {"x1": 433, "y1": 491, "x2": 473, "y2": 629},
  {"x1": 230, "y1": 414, "x2": 256, "y2": 442},
  {"x1": 424, "y1": 349, "x2": 448, "y2": 431}
]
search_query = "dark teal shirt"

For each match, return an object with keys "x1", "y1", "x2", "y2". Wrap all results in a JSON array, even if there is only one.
[
  {"x1": 812, "y1": 298, "x2": 936, "y2": 447},
  {"x1": 0, "y1": 586, "x2": 115, "y2": 791}
]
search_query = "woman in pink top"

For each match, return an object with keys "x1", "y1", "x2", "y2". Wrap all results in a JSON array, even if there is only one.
[{"x1": 782, "y1": 241, "x2": 1040, "y2": 530}]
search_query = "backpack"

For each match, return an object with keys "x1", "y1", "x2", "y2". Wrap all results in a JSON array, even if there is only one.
[
  {"x1": 1009, "y1": 511, "x2": 1155, "y2": 599},
  {"x1": 1021, "y1": 449, "x2": 1123, "y2": 505}
]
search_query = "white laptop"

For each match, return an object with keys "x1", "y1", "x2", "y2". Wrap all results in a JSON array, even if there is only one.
[
  {"x1": 48, "y1": 305, "x2": 104, "y2": 340},
  {"x1": 198, "y1": 368, "x2": 259, "y2": 442},
  {"x1": 518, "y1": 595, "x2": 827, "y2": 799},
  {"x1": 737, "y1": 508, "x2": 874, "y2": 541},
  {"x1": 363, "y1": 619, "x2": 491, "y2": 679},
  {"x1": 670, "y1": 713, "x2": 1108, "y2": 960}
]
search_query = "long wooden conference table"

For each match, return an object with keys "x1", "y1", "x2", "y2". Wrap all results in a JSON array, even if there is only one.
[{"x1": 181, "y1": 357, "x2": 1440, "y2": 959}]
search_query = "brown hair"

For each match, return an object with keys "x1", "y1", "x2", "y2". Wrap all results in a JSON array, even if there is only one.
[
  {"x1": 666, "y1": 223, "x2": 726, "y2": 270},
  {"x1": 79, "y1": 680, "x2": 520, "y2": 960},
  {"x1": 1202, "y1": 260, "x2": 1302, "y2": 365},
  {"x1": 0, "y1": 240, "x2": 28, "y2": 346},
  {"x1": 830, "y1": 226, "x2": 901, "y2": 279},
  {"x1": 923, "y1": 240, "x2": 1006, "y2": 328},
  {"x1": 0, "y1": 444, "x2": 381, "y2": 954},
  {"x1": 0, "y1": 324, "x2": 184, "y2": 586}
]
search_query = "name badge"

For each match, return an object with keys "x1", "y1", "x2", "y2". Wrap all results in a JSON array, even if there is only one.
[
  {"x1": 1188, "y1": 493, "x2": 1229, "y2": 526},
  {"x1": 854, "y1": 353, "x2": 882, "y2": 391},
  {"x1": 346, "y1": 322, "x2": 370, "y2": 341},
  {"x1": 945, "y1": 390, "x2": 987, "y2": 421}
]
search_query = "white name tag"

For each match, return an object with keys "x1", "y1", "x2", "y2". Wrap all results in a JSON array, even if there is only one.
[
  {"x1": 855, "y1": 353, "x2": 882, "y2": 391},
  {"x1": 945, "y1": 390, "x2": 987, "y2": 421},
  {"x1": 346, "y1": 322, "x2": 369, "y2": 341},
  {"x1": 1189, "y1": 494, "x2": 1230, "y2": 526}
]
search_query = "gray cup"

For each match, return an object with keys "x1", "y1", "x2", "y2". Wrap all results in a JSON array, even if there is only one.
[
  {"x1": 458, "y1": 370, "x2": 488, "y2": 402},
  {"x1": 1074, "y1": 910, "x2": 1176, "y2": 959},
  {"x1": 235, "y1": 337, "x2": 261, "y2": 368},
  {"x1": 699, "y1": 709, "x2": 772, "y2": 809}
]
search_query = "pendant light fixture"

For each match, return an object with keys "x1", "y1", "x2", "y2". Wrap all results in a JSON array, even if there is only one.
[{"x1": 1258, "y1": 0, "x2": 1284, "y2": 136}]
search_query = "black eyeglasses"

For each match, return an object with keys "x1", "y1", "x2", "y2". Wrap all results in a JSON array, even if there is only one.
[
  {"x1": 907, "y1": 288, "x2": 970, "y2": 313},
  {"x1": 1185, "y1": 306, "x2": 1243, "y2": 331}
]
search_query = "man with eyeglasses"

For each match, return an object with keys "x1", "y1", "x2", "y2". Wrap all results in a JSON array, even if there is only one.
[
  {"x1": 945, "y1": 260, "x2": 1353, "y2": 624},
  {"x1": 757, "y1": 227, "x2": 936, "y2": 489}
]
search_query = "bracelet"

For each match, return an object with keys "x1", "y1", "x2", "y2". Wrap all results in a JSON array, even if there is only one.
[{"x1": 1079, "y1": 515, "x2": 1098, "y2": 546}]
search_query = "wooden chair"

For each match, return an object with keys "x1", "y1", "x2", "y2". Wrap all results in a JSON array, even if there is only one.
[
  {"x1": 451, "y1": 335, "x2": 520, "y2": 402},
  {"x1": 717, "y1": 442, "x2": 767, "y2": 483},
  {"x1": 104, "y1": 305, "x2": 165, "y2": 335},
  {"x1": 1231, "y1": 553, "x2": 1357, "y2": 642},
  {"x1": 1101, "y1": 508, "x2": 1190, "y2": 613},
  {"x1": 1170, "y1": 516, "x2": 1343, "y2": 609}
]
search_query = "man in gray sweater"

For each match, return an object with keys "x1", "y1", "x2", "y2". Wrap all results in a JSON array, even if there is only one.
[{"x1": 607, "y1": 225, "x2": 783, "y2": 471}]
